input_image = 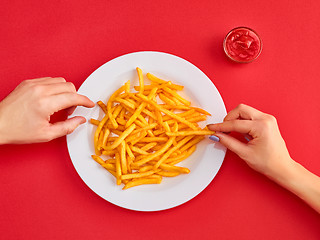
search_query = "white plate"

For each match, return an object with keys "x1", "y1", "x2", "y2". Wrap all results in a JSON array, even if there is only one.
[{"x1": 67, "y1": 51, "x2": 227, "y2": 211}]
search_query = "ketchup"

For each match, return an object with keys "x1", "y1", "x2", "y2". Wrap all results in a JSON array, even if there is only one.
[{"x1": 223, "y1": 27, "x2": 262, "y2": 63}]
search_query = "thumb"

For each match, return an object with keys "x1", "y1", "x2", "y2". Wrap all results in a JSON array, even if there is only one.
[
  {"x1": 211, "y1": 132, "x2": 250, "y2": 159},
  {"x1": 49, "y1": 116, "x2": 86, "y2": 139}
]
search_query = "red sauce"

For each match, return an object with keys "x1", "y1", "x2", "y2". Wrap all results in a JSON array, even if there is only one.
[{"x1": 223, "y1": 27, "x2": 262, "y2": 63}]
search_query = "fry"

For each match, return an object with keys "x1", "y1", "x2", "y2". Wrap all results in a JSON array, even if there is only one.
[
  {"x1": 163, "y1": 87, "x2": 191, "y2": 106},
  {"x1": 166, "y1": 130, "x2": 215, "y2": 137},
  {"x1": 123, "y1": 178, "x2": 161, "y2": 190},
  {"x1": 157, "y1": 171, "x2": 180, "y2": 177},
  {"x1": 125, "y1": 80, "x2": 130, "y2": 93},
  {"x1": 94, "y1": 114, "x2": 109, "y2": 155},
  {"x1": 104, "y1": 124, "x2": 136, "y2": 150},
  {"x1": 90, "y1": 118, "x2": 100, "y2": 126},
  {"x1": 159, "y1": 93, "x2": 176, "y2": 105},
  {"x1": 159, "y1": 163, "x2": 190, "y2": 174},
  {"x1": 136, "y1": 67, "x2": 144, "y2": 94},
  {"x1": 140, "y1": 142, "x2": 157, "y2": 151},
  {"x1": 120, "y1": 170, "x2": 158, "y2": 180},
  {"x1": 126, "y1": 142, "x2": 135, "y2": 159},
  {"x1": 97, "y1": 101, "x2": 108, "y2": 113},
  {"x1": 107, "y1": 85, "x2": 125, "y2": 129},
  {"x1": 115, "y1": 97, "x2": 136, "y2": 109},
  {"x1": 120, "y1": 141, "x2": 128, "y2": 174},
  {"x1": 115, "y1": 153, "x2": 121, "y2": 185},
  {"x1": 130, "y1": 145, "x2": 150, "y2": 155}
]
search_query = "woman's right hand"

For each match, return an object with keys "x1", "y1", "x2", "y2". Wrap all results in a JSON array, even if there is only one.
[
  {"x1": 207, "y1": 104, "x2": 293, "y2": 179},
  {"x1": 208, "y1": 104, "x2": 320, "y2": 213}
]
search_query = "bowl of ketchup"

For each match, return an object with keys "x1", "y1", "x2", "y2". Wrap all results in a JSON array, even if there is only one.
[{"x1": 223, "y1": 27, "x2": 262, "y2": 63}]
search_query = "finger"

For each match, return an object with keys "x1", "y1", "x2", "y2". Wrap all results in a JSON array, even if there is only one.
[
  {"x1": 224, "y1": 104, "x2": 265, "y2": 121},
  {"x1": 47, "y1": 92, "x2": 95, "y2": 112},
  {"x1": 48, "y1": 116, "x2": 86, "y2": 140},
  {"x1": 45, "y1": 82, "x2": 77, "y2": 95},
  {"x1": 207, "y1": 120, "x2": 254, "y2": 134},
  {"x1": 26, "y1": 77, "x2": 66, "y2": 84},
  {"x1": 212, "y1": 132, "x2": 250, "y2": 159}
]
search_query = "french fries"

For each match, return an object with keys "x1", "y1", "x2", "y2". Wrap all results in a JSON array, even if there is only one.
[{"x1": 90, "y1": 67, "x2": 215, "y2": 190}]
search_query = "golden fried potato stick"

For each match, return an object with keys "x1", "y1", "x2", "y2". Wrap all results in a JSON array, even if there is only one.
[
  {"x1": 187, "y1": 115, "x2": 207, "y2": 123},
  {"x1": 136, "y1": 67, "x2": 144, "y2": 94},
  {"x1": 90, "y1": 118, "x2": 100, "y2": 126},
  {"x1": 91, "y1": 155, "x2": 105, "y2": 165},
  {"x1": 130, "y1": 145, "x2": 150, "y2": 155},
  {"x1": 120, "y1": 141, "x2": 128, "y2": 175},
  {"x1": 192, "y1": 107, "x2": 211, "y2": 116},
  {"x1": 162, "y1": 109, "x2": 195, "y2": 121},
  {"x1": 102, "y1": 149, "x2": 117, "y2": 156},
  {"x1": 116, "y1": 118, "x2": 127, "y2": 126},
  {"x1": 125, "y1": 79, "x2": 131, "y2": 93},
  {"x1": 115, "y1": 152, "x2": 122, "y2": 185},
  {"x1": 107, "y1": 85, "x2": 126, "y2": 129},
  {"x1": 159, "y1": 93, "x2": 176, "y2": 105},
  {"x1": 139, "y1": 137, "x2": 169, "y2": 142},
  {"x1": 165, "y1": 130, "x2": 215, "y2": 137},
  {"x1": 146, "y1": 73, "x2": 184, "y2": 91},
  {"x1": 102, "y1": 163, "x2": 116, "y2": 171},
  {"x1": 157, "y1": 171, "x2": 180, "y2": 177},
  {"x1": 97, "y1": 101, "x2": 108, "y2": 113},
  {"x1": 126, "y1": 142, "x2": 135, "y2": 159},
  {"x1": 162, "y1": 91, "x2": 182, "y2": 105},
  {"x1": 162, "y1": 121, "x2": 171, "y2": 133},
  {"x1": 162, "y1": 87, "x2": 191, "y2": 106},
  {"x1": 140, "y1": 142, "x2": 157, "y2": 152},
  {"x1": 115, "y1": 97, "x2": 136, "y2": 109},
  {"x1": 103, "y1": 124, "x2": 136, "y2": 150},
  {"x1": 146, "y1": 72, "x2": 166, "y2": 84},
  {"x1": 123, "y1": 178, "x2": 161, "y2": 190},
  {"x1": 130, "y1": 131, "x2": 148, "y2": 145},
  {"x1": 120, "y1": 170, "x2": 158, "y2": 180},
  {"x1": 159, "y1": 163, "x2": 190, "y2": 173},
  {"x1": 101, "y1": 128, "x2": 110, "y2": 148},
  {"x1": 160, "y1": 104, "x2": 190, "y2": 110},
  {"x1": 94, "y1": 114, "x2": 109, "y2": 155}
]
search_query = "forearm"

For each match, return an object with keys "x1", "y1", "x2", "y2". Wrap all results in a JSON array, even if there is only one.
[{"x1": 271, "y1": 159, "x2": 320, "y2": 213}]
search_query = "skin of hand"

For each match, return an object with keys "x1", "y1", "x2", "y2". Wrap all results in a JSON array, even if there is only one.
[
  {"x1": 0, "y1": 77, "x2": 95, "y2": 144},
  {"x1": 207, "y1": 104, "x2": 320, "y2": 213}
]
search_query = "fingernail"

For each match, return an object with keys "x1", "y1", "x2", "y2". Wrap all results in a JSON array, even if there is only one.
[{"x1": 209, "y1": 135, "x2": 220, "y2": 142}]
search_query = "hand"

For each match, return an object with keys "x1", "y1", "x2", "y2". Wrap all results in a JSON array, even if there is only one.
[
  {"x1": 207, "y1": 104, "x2": 293, "y2": 179},
  {"x1": 0, "y1": 77, "x2": 95, "y2": 144},
  {"x1": 208, "y1": 104, "x2": 320, "y2": 213}
]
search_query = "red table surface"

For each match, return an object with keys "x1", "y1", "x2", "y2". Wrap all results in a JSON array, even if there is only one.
[{"x1": 1, "y1": 1, "x2": 319, "y2": 239}]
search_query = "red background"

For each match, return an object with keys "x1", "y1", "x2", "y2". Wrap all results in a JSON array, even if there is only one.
[{"x1": 1, "y1": 0, "x2": 319, "y2": 239}]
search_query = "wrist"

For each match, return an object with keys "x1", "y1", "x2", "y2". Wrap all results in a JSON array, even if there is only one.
[{"x1": 265, "y1": 156, "x2": 297, "y2": 185}]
